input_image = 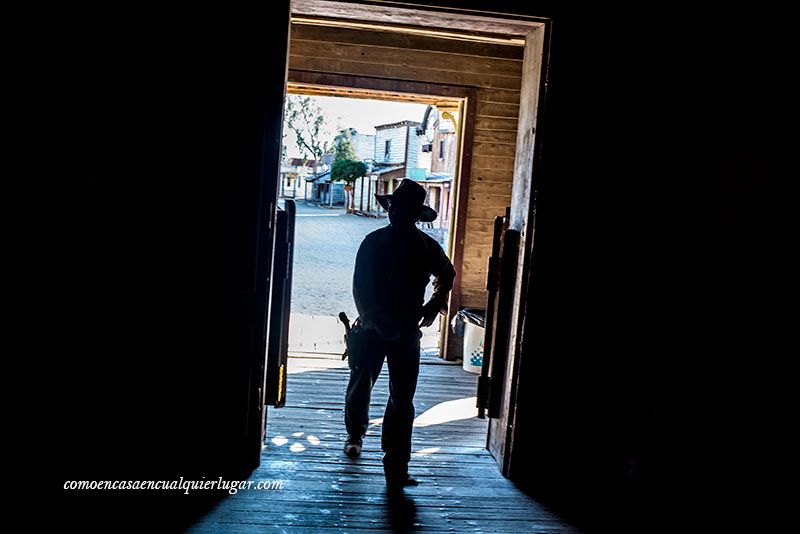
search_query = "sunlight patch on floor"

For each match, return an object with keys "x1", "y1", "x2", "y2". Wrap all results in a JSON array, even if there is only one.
[
  {"x1": 269, "y1": 430, "x2": 326, "y2": 453},
  {"x1": 286, "y1": 353, "x2": 349, "y2": 375},
  {"x1": 413, "y1": 446, "x2": 441, "y2": 455},
  {"x1": 368, "y1": 396, "x2": 478, "y2": 428},
  {"x1": 413, "y1": 396, "x2": 478, "y2": 427}
]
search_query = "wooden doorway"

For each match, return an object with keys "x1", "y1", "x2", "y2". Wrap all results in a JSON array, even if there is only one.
[
  {"x1": 286, "y1": 71, "x2": 475, "y2": 361},
  {"x1": 264, "y1": 0, "x2": 551, "y2": 480}
]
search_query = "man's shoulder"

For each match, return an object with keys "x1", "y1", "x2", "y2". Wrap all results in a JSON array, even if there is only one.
[
  {"x1": 416, "y1": 229, "x2": 444, "y2": 251},
  {"x1": 360, "y1": 226, "x2": 390, "y2": 247},
  {"x1": 365, "y1": 226, "x2": 390, "y2": 240}
]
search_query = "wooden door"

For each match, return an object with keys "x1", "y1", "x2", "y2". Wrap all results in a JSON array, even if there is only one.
[
  {"x1": 51, "y1": 3, "x2": 294, "y2": 488},
  {"x1": 484, "y1": 25, "x2": 550, "y2": 475},
  {"x1": 233, "y1": 8, "x2": 293, "y2": 470}
]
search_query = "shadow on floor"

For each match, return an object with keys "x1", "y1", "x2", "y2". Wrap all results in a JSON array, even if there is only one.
[{"x1": 187, "y1": 353, "x2": 581, "y2": 532}]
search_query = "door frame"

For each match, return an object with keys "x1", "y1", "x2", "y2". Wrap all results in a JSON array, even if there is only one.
[
  {"x1": 239, "y1": 3, "x2": 292, "y2": 470},
  {"x1": 252, "y1": 0, "x2": 553, "y2": 478},
  {"x1": 287, "y1": 69, "x2": 477, "y2": 362}
]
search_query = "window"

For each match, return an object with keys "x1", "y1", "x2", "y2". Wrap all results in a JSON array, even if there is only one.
[
  {"x1": 384, "y1": 140, "x2": 391, "y2": 160},
  {"x1": 438, "y1": 140, "x2": 445, "y2": 160}
]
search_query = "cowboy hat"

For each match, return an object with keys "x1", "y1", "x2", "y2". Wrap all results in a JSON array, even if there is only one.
[{"x1": 375, "y1": 179, "x2": 438, "y2": 223}]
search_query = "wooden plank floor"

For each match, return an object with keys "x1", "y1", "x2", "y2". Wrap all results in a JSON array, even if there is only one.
[{"x1": 189, "y1": 352, "x2": 581, "y2": 533}]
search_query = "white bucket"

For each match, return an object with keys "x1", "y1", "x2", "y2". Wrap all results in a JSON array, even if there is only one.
[{"x1": 462, "y1": 322, "x2": 485, "y2": 374}]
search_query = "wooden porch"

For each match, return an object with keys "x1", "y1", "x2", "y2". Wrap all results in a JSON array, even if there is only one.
[{"x1": 189, "y1": 352, "x2": 580, "y2": 532}]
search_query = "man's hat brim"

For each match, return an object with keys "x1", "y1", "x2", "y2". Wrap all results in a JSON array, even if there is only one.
[{"x1": 376, "y1": 194, "x2": 438, "y2": 223}]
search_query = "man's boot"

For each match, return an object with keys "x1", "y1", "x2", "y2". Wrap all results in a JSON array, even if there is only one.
[{"x1": 343, "y1": 435, "x2": 363, "y2": 458}]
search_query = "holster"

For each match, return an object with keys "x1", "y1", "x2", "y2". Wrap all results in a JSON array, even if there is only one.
[
  {"x1": 342, "y1": 317, "x2": 364, "y2": 361},
  {"x1": 343, "y1": 319, "x2": 379, "y2": 368}
]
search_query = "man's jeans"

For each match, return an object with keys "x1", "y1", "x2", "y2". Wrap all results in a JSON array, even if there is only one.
[{"x1": 344, "y1": 327, "x2": 421, "y2": 477}]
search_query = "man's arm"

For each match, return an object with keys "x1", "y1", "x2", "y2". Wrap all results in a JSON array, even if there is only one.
[{"x1": 419, "y1": 240, "x2": 456, "y2": 327}]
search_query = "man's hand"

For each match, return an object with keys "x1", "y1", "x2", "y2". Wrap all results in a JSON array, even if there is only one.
[{"x1": 419, "y1": 300, "x2": 443, "y2": 328}]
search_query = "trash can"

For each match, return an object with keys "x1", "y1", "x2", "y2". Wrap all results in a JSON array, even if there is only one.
[{"x1": 453, "y1": 308, "x2": 485, "y2": 374}]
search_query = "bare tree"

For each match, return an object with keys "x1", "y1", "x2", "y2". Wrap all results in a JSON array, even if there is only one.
[{"x1": 284, "y1": 95, "x2": 333, "y2": 178}]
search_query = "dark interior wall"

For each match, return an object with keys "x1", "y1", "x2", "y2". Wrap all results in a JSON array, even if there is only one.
[
  {"x1": 41, "y1": 5, "x2": 291, "y2": 528},
  {"x1": 451, "y1": 3, "x2": 794, "y2": 532},
  {"x1": 396, "y1": 1, "x2": 796, "y2": 531}
]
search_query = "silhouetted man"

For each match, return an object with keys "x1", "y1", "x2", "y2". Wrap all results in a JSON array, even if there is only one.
[{"x1": 344, "y1": 179, "x2": 456, "y2": 490}]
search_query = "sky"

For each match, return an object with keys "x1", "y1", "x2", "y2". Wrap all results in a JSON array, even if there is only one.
[{"x1": 283, "y1": 95, "x2": 429, "y2": 159}]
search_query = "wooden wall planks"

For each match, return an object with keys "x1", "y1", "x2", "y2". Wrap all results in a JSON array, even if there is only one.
[{"x1": 289, "y1": 23, "x2": 522, "y2": 309}]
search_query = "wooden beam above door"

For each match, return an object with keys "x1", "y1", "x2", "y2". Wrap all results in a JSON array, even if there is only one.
[
  {"x1": 287, "y1": 81, "x2": 461, "y2": 107},
  {"x1": 291, "y1": 0, "x2": 544, "y2": 45}
]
